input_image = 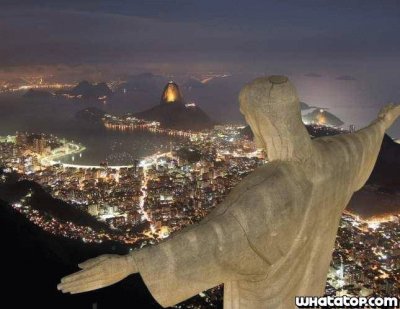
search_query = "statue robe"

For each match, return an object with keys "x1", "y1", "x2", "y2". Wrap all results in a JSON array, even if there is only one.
[{"x1": 133, "y1": 119, "x2": 385, "y2": 308}]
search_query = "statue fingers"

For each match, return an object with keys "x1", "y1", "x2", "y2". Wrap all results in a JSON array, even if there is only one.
[
  {"x1": 61, "y1": 271, "x2": 126, "y2": 294},
  {"x1": 68, "y1": 280, "x2": 109, "y2": 294},
  {"x1": 60, "y1": 266, "x2": 103, "y2": 284},
  {"x1": 78, "y1": 255, "x2": 110, "y2": 269},
  {"x1": 58, "y1": 275, "x2": 103, "y2": 293}
]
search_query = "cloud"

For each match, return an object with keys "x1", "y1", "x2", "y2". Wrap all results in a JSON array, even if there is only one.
[
  {"x1": 1, "y1": 1, "x2": 400, "y2": 80},
  {"x1": 304, "y1": 73, "x2": 322, "y2": 78},
  {"x1": 2, "y1": 2, "x2": 400, "y2": 63},
  {"x1": 336, "y1": 75, "x2": 357, "y2": 81}
]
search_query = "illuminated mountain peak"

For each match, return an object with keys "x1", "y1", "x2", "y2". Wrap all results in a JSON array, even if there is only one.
[{"x1": 160, "y1": 81, "x2": 183, "y2": 104}]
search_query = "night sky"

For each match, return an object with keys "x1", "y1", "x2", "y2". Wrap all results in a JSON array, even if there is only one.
[{"x1": 1, "y1": 0, "x2": 400, "y2": 136}]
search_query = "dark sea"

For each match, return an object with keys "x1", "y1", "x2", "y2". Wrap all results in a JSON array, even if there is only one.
[{"x1": 0, "y1": 95, "x2": 181, "y2": 165}]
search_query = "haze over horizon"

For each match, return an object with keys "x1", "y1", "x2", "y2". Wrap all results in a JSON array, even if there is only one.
[{"x1": 1, "y1": 0, "x2": 400, "y2": 136}]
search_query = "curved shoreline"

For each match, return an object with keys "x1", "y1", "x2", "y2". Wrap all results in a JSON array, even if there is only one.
[{"x1": 40, "y1": 138, "x2": 175, "y2": 170}]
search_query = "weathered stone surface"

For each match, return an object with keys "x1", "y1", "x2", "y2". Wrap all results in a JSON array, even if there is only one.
[
  {"x1": 58, "y1": 76, "x2": 400, "y2": 309},
  {"x1": 268, "y1": 75, "x2": 288, "y2": 84}
]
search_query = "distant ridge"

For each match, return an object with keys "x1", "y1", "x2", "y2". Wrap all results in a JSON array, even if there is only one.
[
  {"x1": 59, "y1": 81, "x2": 112, "y2": 99},
  {"x1": 0, "y1": 180, "x2": 110, "y2": 232},
  {"x1": 303, "y1": 109, "x2": 344, "y2": 127},
  {"x1": 367, "y1": 134, "x2": 400, "y2": 191}
]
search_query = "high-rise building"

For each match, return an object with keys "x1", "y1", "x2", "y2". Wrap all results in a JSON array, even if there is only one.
[
  {"x1": 133, "y1": 159, "x2": 139, "y2": 174},
  {"x1": 88, "y1": 204, "x2": 99, "y2": 217},
  {"x1": 15, "y1": 131, "x2": 27, "y2": 146},
  {"x1": 33, "y1": 137, "x2": 46, "y2": 154},
  {"x1": 349, "y1": 124, "x2": 356, "y2": 133},
  {"x1": 128, "y1": 211, "x2": 141, "y2": 226}
]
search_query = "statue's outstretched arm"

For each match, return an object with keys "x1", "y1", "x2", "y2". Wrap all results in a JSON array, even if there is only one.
[
  {"x1": 58, "y1": 210, "x2": 268, "y2": 307},
  {"x1": 377, "y1": 103, "x2": 400, "y2": 131},
  {"x1": 58, "y1": 253, "x2": 138, "y2": 294},
  {"x1": 339, "y1": 103, "x2": 400, "y2": 191}
]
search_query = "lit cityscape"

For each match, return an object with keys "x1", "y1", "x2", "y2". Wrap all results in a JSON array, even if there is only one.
[
  {"x1": 1, "y1": 123, "x2": 398, "y2": 305},
  {"x1": 103, "y1": 113, "x2": 200, "y2": 138},
  {"x1": 1, "y1": 1, "x2": 400, "y2": 307}
]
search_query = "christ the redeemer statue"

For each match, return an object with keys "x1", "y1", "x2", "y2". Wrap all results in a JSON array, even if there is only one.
[{"x1": 58, "y1": 76, "x2": 400, "y2": 308}]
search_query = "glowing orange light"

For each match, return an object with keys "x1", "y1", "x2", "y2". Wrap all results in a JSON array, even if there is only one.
[
  {"x1": 164, "y1": 84, "x2": 177, "y2": 103},
  {"x1": 316, "y1": 112, "x2": 327, "y2": 125}
]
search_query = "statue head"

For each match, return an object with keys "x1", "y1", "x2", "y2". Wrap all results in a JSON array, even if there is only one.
[{"x1": 239, "y1": 75, "x2": 312, "y2": 162}]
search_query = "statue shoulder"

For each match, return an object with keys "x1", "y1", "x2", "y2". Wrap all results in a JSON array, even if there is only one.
[
  {"x1": 244, "y1": 160, "x2": 309, "y2": 198},
  {"x1": 203, "y1": 161, "x2": 312, "y2": 232},
  {"x1": 222, "y1": 161, "x2": 311, "y2": 217},
  {"x1": 211, "y1": 161, "x2": 311, "y2": 212},
  {"x1": 205, "y1": 162, "x2": 285, "y2": 216}
]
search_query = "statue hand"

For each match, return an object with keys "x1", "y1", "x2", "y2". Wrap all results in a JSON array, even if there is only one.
[
  {"x1": 57, "y1": 254, "x2": 137, "y2": 294},
  {"x1": 378, "y1": 103, "x2": 400, "y2": 130}
]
